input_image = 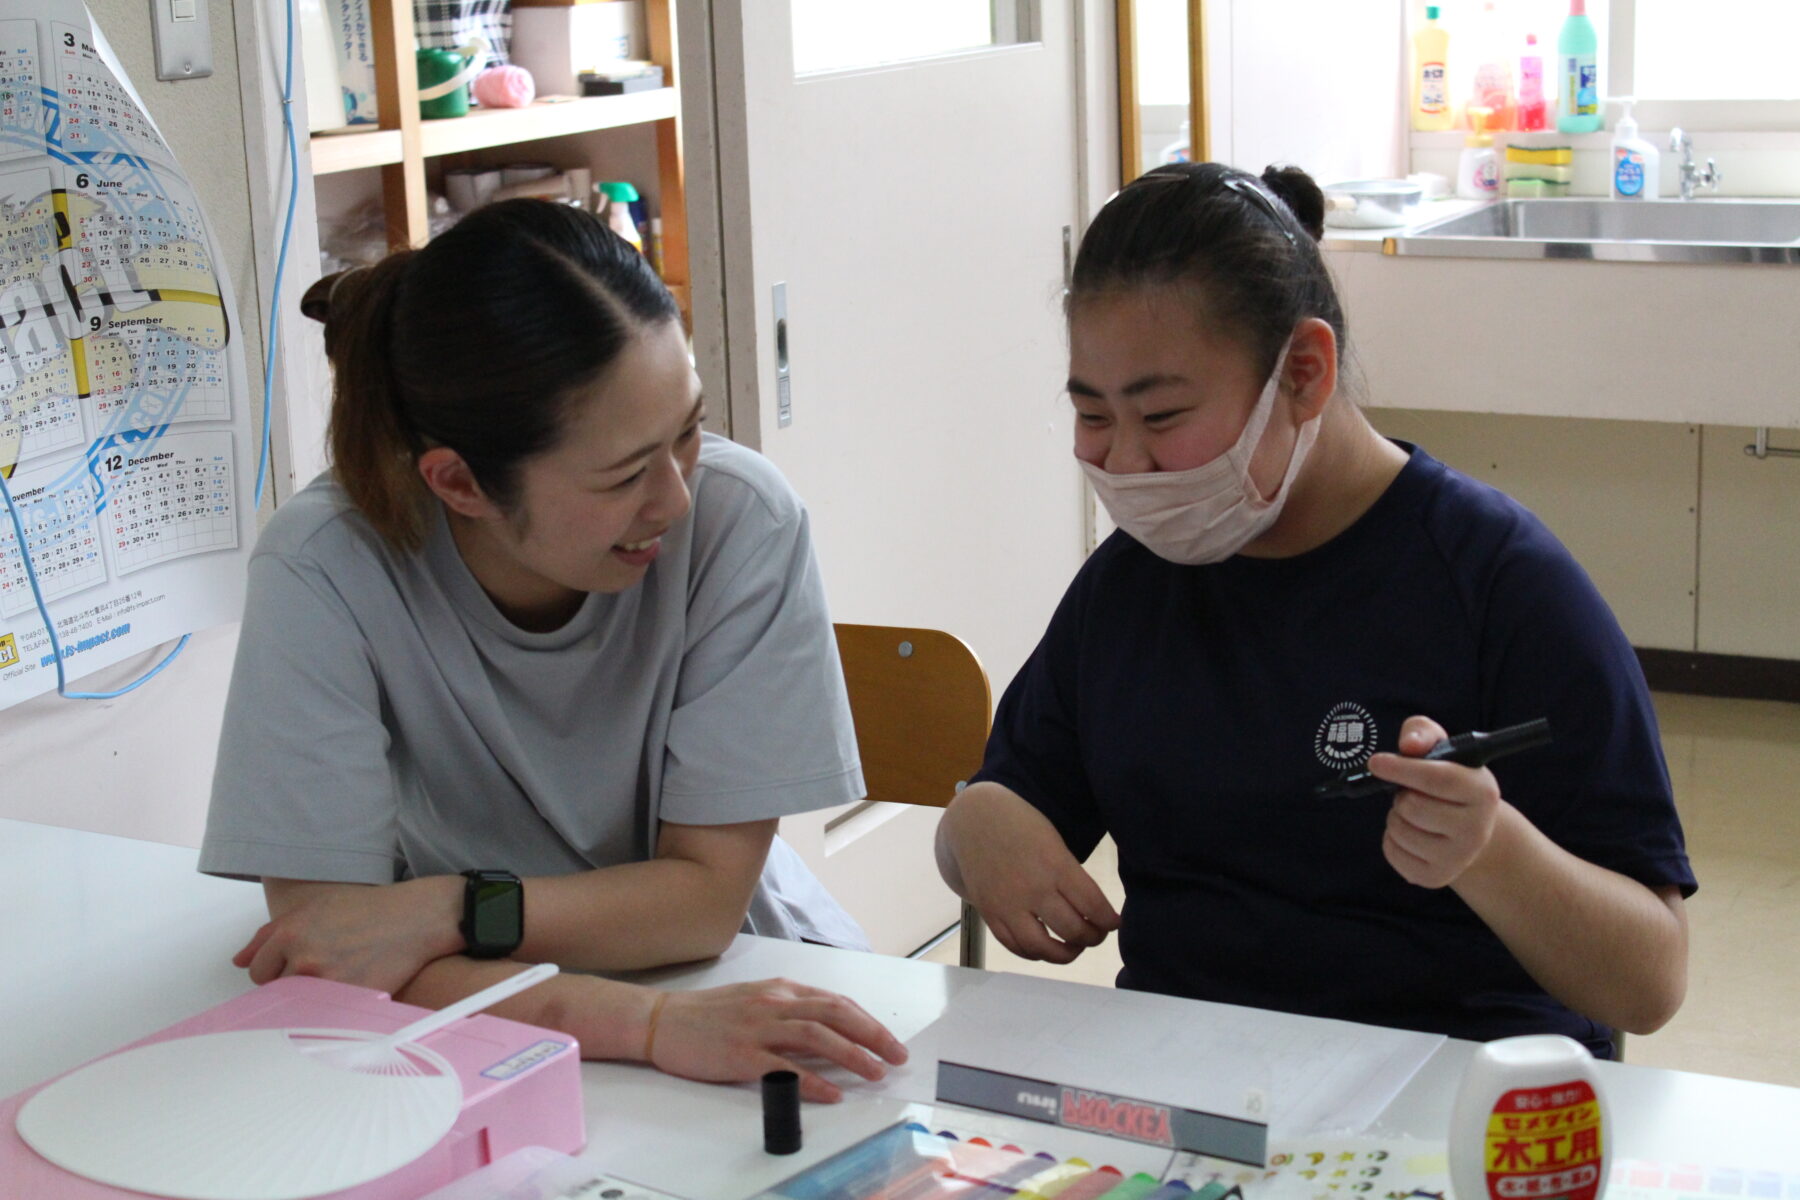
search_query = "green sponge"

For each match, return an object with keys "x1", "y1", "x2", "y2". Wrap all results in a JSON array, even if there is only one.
[{"x1": 1506, "y1": 179, "x2": 1571, "y2": 197}]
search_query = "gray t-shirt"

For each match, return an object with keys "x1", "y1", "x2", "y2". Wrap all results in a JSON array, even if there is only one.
[{"x1": 199, "y1": 434, "x2": 868, "y2": 947}]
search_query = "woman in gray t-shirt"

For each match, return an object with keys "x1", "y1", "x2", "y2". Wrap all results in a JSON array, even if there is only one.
[{"x1": 199, "y1": 201, "x2": 903, "y2": 1101}]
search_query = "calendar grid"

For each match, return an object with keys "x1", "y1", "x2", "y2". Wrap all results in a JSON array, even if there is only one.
[
  {"x1": 51, "y1": 22, "x2": 173, "y2": 167},
  {"x1": 67, "y1": 166, "x2": 215, "y2": 292},
  {"x1": 102, "y1": 430, "x2": 238, "y2": 576},
  {"x1": 87, "y1": 333, "x2": 229, "y2": 429},
  {"x1": 67, "y1": 166, "x2": 230, "y2": 433},
  {"x1": 0, "y1": 469, "x2": 104, "y2": 618},
  {"x1": 0, "y1": 21, "x2": 43, "y2": 160},
  {"x1": 1, "y1": 165, "x2": 77, "y2": 471},
  {"x1": 3, "y1": 354, "x2": 83, "y2": 462},
  {"x1": 0, "y1": 166, "x2": 56, "y2": 300}
]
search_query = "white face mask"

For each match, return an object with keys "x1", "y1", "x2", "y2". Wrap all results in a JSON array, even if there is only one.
[{"x1": 1079, "y1": 339, "x2": 1320, "y2": 566}]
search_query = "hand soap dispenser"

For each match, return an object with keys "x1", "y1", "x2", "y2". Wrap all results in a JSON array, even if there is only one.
[
  {"x1": 1610, "y1": 99, "x2": 1661, "y2": 200},
  {"x1": 1457, "y1": 107, "x2": 1500, "y2": 200}
]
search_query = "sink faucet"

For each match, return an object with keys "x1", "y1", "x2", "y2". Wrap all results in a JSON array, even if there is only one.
[{"x1": 1669, "y1": 127, "x2": 1723, "y2": 200}]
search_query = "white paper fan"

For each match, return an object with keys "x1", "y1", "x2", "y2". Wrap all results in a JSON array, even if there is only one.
[{"x1": 15, "y1": 1027, "x2": 463, "y2": 1200}]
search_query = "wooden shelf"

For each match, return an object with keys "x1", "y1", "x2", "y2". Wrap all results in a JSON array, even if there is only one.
[
  {"x1": 311, "y1": 91, "x2": 677, "y2": 174},
  {"x1": 307, "y1": 0, "x2": 685, "y2": 321},
  {"x1": 309, "y1": 128, "x2": 405, "y2": 175},
  {"x1": 419, "y1": 90, "x2": 679, "y2": 159}
]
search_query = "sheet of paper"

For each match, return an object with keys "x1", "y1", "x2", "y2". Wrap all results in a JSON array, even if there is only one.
[{"x1": 878, "y1": 973, "x2": 1445, "y2": 1141}]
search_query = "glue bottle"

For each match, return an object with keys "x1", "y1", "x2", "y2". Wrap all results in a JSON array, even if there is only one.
[{"x1": 1450, "y1": 1036, "x2": 1611, "y2": 1200}]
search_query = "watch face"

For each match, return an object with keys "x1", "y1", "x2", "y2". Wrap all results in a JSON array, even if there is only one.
[{"x1": 470, "y1": 877, "x2": 522, "y2": 948}]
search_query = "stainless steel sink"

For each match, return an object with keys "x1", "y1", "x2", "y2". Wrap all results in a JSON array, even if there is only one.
[{"x1": 1388, "y1": 198, "x2": 1800, "y2": 264}]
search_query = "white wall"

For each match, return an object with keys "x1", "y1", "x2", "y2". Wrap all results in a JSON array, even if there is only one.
[
  {"x1": 1214, "y1": 0, "x2": 1407, "y2": 182},
  {"x1": 0, "y1": 0, "x2": 268, "y2": 846}
]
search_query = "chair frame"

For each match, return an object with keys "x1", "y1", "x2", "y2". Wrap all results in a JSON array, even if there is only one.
[{"x1": 834, "y1": 623, "x2": 992, "y2": 968}]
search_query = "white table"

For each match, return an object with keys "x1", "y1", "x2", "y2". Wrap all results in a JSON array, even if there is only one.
[
  {"x1": 7, "y1": 817, "x2": 1800, "y2": 1199},
  {"x1": 3, "y1": 817, "x2": 269, "y2": 1095}
]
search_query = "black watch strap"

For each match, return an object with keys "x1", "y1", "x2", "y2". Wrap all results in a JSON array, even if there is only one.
[{"x1": 460, "y1": 869, "x2": 523, "y2": 959}]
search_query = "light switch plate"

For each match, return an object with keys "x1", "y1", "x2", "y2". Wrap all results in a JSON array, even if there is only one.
[{"x1": 151, "y1": 0, "x2": 212, "y2": 80}]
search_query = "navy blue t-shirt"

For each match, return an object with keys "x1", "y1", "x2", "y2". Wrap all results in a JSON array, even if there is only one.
[{"x1": 974, "y1": 444, "x2": 1695, "y2": 1058}]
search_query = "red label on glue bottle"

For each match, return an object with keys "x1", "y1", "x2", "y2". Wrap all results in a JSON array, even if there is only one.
[{"x1": 1451, "y1": 1037, "x2": 1610, "y2": 1200}]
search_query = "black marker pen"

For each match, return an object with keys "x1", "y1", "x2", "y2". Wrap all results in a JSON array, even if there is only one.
[{"x1": 1312, "y1": 718, "x2": 1553, "y2": 800}]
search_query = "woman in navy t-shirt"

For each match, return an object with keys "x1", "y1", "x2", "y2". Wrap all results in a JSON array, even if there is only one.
[{"x1": 935, "y1": 163, "x2": 1694, "y2": 1057}]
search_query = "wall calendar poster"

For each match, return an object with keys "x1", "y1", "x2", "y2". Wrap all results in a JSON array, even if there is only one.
[{"x1": 0, "y1": 0, "x2": 254, "y2": 709}]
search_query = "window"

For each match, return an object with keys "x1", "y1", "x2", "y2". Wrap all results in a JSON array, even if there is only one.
[
  {"x1": 1630, "y1": 0, "x2": 1798, "y2": 101},
  {"x1": 1410, "y1": 0, "x2": 1797, "y2": 132},
  {"x1": 790, "y1": 0, "x2": 1030, "y2": 77},
  {"x1": 1131, "y1": 0, "x2": 1192, "y2": 174},
  {"x1": 1614, "y1": 0, "x2": 1800, "y2": 129}
]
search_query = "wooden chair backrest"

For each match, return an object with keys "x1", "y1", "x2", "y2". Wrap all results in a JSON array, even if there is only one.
[{"x1": 834, "y1": 624, "x2": 992, "y2": 809}]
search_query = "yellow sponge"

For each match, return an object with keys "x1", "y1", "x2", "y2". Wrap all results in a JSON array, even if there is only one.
[
  {"x1": 1506, "y1": 146, "x2": 1573, "y2": 165},
  {"x1": 1504, "y1": 162, "x2": 1572, "y2": 182}
]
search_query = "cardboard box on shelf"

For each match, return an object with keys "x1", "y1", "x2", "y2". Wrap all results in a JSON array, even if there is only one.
[{"x1": 509, "y1": 1, "x2": 645, "y2": 97}]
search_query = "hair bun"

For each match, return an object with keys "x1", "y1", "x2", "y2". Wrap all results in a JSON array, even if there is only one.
[
  {"x1": 300, "y1": 269, "x2": 354, "y2": 325},
  {"x1": 302, "y1": 257, "x2": 413, "y2": 360},
  {"x1": 1260, "y1": 164, "x2": 1326, "y2": 241}
]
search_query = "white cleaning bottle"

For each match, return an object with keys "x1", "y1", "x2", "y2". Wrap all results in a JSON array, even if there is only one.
[
  {"x1": 1450, "y1": 1036, "x2": 1611, "y2": 1200},
  {"x1": 1610, "y1": 98, "x2": 1661, "y2": 200},
  {"x1": 1457, "y1": 107, "x2": 1500, "y2": 200}
]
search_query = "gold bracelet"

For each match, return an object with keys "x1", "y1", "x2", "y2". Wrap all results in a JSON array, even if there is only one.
[{"x1": 642, "y1": 991, "x2": 670, "y2": 1066}]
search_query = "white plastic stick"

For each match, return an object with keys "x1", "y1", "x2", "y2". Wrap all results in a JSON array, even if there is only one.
[{"x1": 374, "y1": 961, "x2": 559, "y2": 1050}]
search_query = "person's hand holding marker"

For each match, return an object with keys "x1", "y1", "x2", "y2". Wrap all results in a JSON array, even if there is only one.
[
  {"x1": 1369, "y1": 716, "x2": 1506, "y2": 888},
  {"x1": 1353, "y1": 716, "x2": 1554, "y2": 889}
]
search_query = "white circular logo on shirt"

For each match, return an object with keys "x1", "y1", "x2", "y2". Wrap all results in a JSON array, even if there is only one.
[{"x1": 1315, "y1": 702, "x2": 1377, "y2": 769}]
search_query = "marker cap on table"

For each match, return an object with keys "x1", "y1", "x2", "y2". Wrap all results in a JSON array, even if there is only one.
[{"x1": 762, "y1": 1069, "x2": 802, "y2": 1155}]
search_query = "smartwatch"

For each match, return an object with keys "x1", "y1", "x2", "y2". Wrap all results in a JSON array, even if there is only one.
[{"x1": 459, "y1": 869, "x2": 524, "y2": 959}]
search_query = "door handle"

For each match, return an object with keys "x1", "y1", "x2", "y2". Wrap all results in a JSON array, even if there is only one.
[
  {"x1": 774, "y1": 282, "x2": 792, "y2": 429},
  {"x1": 1744, "y1": 428, "x2": 1800, "y2": 460}
]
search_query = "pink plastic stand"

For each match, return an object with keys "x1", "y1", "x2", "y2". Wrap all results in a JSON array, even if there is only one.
[{"x1": 1, "y1": 975, "x2": 586, "y2": 1198}]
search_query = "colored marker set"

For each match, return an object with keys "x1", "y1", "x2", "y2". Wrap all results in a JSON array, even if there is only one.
[
  {"x1": 1607, "y1": 1160, "x2": 1800, "y2": 1200},
  {"x1": 756, "y1": 1121, "x2": 1247, "y2": 1200}
]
